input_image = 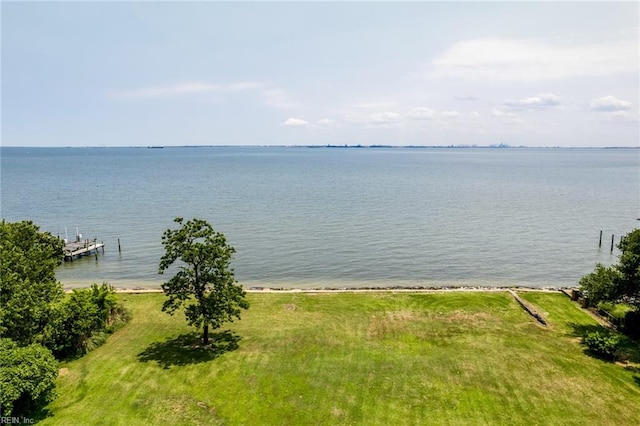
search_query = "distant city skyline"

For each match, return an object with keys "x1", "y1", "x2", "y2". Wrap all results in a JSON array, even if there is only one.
[{"x1": 2, "y1": 1, "x2": 638, "y2": 148}]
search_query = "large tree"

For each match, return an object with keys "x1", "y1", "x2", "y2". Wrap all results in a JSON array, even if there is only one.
[
  {"x1": 0, "y1": 220, "x2": 64, "y2": 345},
  {"x1": 159, "y1": 218, "x2": 249, "y2": 345},
  {"x1": 580, "y1": 228, "x2": 640, "y2": 308},
  {"x1": 616, "y1": 228, "x2": 640, "y2": 305}
]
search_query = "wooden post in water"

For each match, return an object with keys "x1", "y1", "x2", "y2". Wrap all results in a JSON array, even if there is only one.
[
  {"x1": 118, "y1": 238, "x2": 121, "y2": 253},
  {"x1": 611, "y1": 234, "x2": 615, "y2": 253},
  {"x1": 599, "y1": 230, "x2": 602, "y2": 248}
]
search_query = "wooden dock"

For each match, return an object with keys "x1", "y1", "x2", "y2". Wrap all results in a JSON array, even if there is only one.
[{"x1": 63, "y1": 239, "x2": 105, "y2": 261}]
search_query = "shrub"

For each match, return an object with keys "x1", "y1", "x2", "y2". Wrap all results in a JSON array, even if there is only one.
[
  {"x1": 0, "y1": 338, "x2": 58, "y2": 417},
  {"x1": 583, "y1": 331, "x2": 621, "y2": 361},
  {"x1": 90, "y1": 283, "x2": 119, "y2": 329},
  {"x1": 45, "y1": 283, "x2": 130, "y2": 359},
  {"x1": 84, "y1": 331, "x2": 110, "y2": 353}
]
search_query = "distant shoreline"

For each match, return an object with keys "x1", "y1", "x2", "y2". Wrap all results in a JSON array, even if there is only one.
[{"x1": 3, "y1": 145, "x2": 638, "y2": 150}]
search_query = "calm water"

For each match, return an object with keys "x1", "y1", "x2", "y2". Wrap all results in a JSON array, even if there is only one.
[{"x1": 1, "y1": 146, "x2": 638, "y2": 289}]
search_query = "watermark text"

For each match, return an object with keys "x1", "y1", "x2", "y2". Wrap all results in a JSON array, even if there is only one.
[{"x1": 0, "y1": 417, "x2": 35, "y2": 424}]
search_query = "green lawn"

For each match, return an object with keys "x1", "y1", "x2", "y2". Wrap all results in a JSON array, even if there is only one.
[{"x1": 43, "y1": 291, "x2": 640, "y2": 425}]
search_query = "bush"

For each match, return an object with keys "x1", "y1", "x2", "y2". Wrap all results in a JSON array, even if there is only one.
[
  {"x1": 45, "y1": 283, "x2": 130, "y2": 359},
  {"x1": 0, "y1": 338, "x2": 58, "y2": 417},
  {"x1": 583, "y1": 331, "x2": 621, "y2": 360},
  {"x1": 579, "y1": 264, "x2": 621, "y2": 307},
  {"x1": 90, "y1": 283, "x2": 119, "y2": 329}
]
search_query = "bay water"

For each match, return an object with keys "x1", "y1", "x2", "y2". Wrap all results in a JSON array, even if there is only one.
[{"x1": 1, "y1": 146, "x2": 637, "y2": 289}]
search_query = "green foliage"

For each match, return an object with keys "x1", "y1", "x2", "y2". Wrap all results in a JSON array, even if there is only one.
[
  {"x1": 582, "y1": 331, "x2": 622, "y2": 361},
  {"x1": 0, "y1": 220, "x2": 64, "y2": 345},
  {"x1": 596, "y1": 301, "x2": 634, "y2": 319},
  {"x1": 89, "y1": 282, "x2": 121, "y2": 329},
  {"x1": 159, "y1": 217, "x2": 249, "y2": 344},
  {"x1": 47, "y1": 284, "x2": 129, "y2": 359},
  {"x1": 0, "y1": 221, "x2": 127, "y2": 356},
  {"x1": 579, "y1": 264, "x2": 620, "y2": 306},
  {"x1": 58, "y1": 290, "x2": 100, "y2": 356},
  {"x1": 580, "y1": 229, "x2": 640, "y2": 309},
  {"x1": 84, "y1": 331, "x2": 111, "y2": 353},
  {"x1": 0, "y1": 338, "x2": 58, "y2": 417},
  {"x1": 0, "y1": 220, "x2": 129, "y2": 418},
  {"x1": 617, "y1": 228, "x2": 640, "y2": 304}
]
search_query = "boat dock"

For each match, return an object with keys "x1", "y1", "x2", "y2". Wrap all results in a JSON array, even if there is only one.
[{"x1": 63, "y1": 238, "x2": 105, "y2": 261}]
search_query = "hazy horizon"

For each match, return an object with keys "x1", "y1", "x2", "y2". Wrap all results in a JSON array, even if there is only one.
[{"x1": 2, "y1": 144, "x2": 639, "y2": 150}]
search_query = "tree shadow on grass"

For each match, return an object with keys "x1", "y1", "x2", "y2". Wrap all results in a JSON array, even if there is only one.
[
  {"x1": 137, "y1": 330, "x2": 240, "y2": 369},
  {"x1": 568, "y1": 322, "x2": 617, "y2": 362},
  {"x1": 12, "y1": 405, "x2": 52, "y2": 424},
  {"x1": 568, "y1": 322, "x2": 640, "y2": 365},
  {"x1": 567, "y1": 322, "x2": 607, "y2": 339},
  {"x1": 620, "y1": 339, "x2": 640, "y2": 365}
]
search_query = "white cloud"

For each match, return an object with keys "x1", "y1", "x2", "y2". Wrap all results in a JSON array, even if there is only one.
[
  {"x1": 361, "y1": 106, "x2": 481, "y2": 128},
  {"x1": 589, "y1": 95, "x2": 632, "y2": 112},
  {"x1": 608, "y1": 111, "x2": 631, "y2": 119},
  {"x1": 593, "y1": 109, "x2": 639, "y2": 124},
  {"x1": 429, "y1": 37, "x2": 638, "y2": 81},
  {"x1": 108, "y1": 82, "x2": 222, "y2": 99},
  {"x1": 316, "y1": 118, "x2": 336, "y2": 126},
  {"x1": 504, "y1": 93, "x2": 562, "y2": 110},
  {"x1": 408, "y1": 107, "x2": 436, "y2": 119},
  {"x1": 407, "y1": 107, "x2": 478, "y2": 128},
  {"x1": 353, "y1": 101, "x2": 398, "y2": 109},
  {"x1": 370, "y1": 112, "x2": 402, "y2": 124},
  {"x1": 282, "y1": 117, "x2": 309, "y2": 127},
  {"x1": 227, "y1": 81, "x2": 265, "y2": 91},
  {"x1": 491, "y1": 107, "x2": 524, "y2": 125},
  {"x1": 345, "y1": 111, "x2": 403, "y2": 127},
  {"x1": 109, "y1": 81, "x2": 297, "y2": 109}
]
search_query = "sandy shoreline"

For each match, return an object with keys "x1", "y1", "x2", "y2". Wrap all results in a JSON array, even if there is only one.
[
  {"x1": 61, "y1": 278, "x2": 572, "y2": 294},
  {"x1": 92, "y1": 285, "x2": 569, "y2": 294}
]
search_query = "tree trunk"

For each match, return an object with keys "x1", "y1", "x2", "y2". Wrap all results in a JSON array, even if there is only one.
[{"x1": 203, "y1": 324, "x2": 209, "y2": 345}]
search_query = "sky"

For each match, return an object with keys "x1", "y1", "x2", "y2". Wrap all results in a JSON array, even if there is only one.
[{"x1": 1, "y1": 1, "x2": 639, "y2": 147}]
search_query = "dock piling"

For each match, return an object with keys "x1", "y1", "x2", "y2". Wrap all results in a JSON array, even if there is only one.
[
  {"x1": 599, "y1": 230, "x2": 602, "y2": 248},
  {"x1": 611, "y1": 234, "x2": 615, "y2": 253},
  {"x1": 118, "y1": 238, "x2": 121, "y2": 253}
]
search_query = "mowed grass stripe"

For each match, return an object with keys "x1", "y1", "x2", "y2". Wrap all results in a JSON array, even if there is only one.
[
  {"x1": 43, "y1": 292, "x2": 640, "y2": 425},
  {"x1": 519, "y1": 292, "x2": 640, "y2": 422}
]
